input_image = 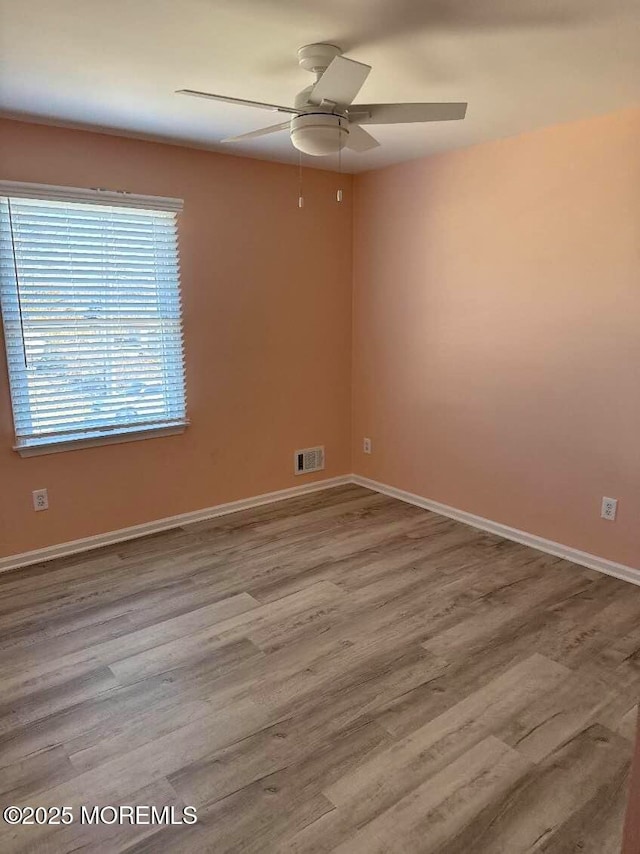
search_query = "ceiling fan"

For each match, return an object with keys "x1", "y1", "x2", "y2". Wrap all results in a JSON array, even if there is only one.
[{"x1": 177, "y1": 43, "x2": 467, "y2": 157}]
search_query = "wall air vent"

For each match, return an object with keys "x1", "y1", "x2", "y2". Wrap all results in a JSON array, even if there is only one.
[{"x1": 294, "y1": 446, "x2": 325, "y2": 475}]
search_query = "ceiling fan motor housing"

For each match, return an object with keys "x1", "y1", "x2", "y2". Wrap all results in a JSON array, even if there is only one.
[
  {"x1": 290, "y1": 113, "x2": 349, "y2": 156},
  {"x1": 297, "y1": 43, "x2": 342, "y2": 75}
]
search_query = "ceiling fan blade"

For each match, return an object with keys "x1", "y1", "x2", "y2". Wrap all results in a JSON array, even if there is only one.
[
  {"x1": 349, "y1": 102, "x2": 468, "y2": 124},
  {"x1": 176, "y1": 89, "x2": 298, "y2": 115},
  {"x1": 308, "y1": 56, "x2": 371, "y2": 108},
  {"x1": 346, "y1": 124, "x2": 380, "y2": 152},
  {"x1": 221, "y1": 122, "x2": 290, "y2": 143}
]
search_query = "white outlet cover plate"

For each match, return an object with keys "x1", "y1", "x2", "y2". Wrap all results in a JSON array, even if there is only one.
[
  {"x1": 601, "y1": 497, "x2": 617, "y2": 520},
  {"x1": 32, "y1": 488, "x2": 49, "y2": 511}
]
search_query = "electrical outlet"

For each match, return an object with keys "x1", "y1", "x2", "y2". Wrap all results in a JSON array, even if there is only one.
[
  {"x1": 601, "y1": 497, "x2": 617, "y2": 521},
  {"x1": 32, "y1": 488, "x2": 48, "y2": 512},
  {"x1": 363, "y1": 437, "x2": 372, "y2": 454}
]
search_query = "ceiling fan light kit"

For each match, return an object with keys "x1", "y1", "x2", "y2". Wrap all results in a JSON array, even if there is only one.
[
  {"x1": 290, "y1": 113, "x2": 348, "y2": 156},
  {"x1": 177, "y1": 42, "x2": 468, "y2": 159}
]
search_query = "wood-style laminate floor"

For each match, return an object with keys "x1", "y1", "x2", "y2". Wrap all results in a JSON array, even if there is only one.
[{"x1": 1, "y1": 484, "x2": 638, "y2": 853}]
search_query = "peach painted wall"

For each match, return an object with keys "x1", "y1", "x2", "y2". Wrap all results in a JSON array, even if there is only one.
[
  {"x1": 352, "y1": 107, "x2": 640, "y2": 568},
  {"x1": 0, "y1": 119, "x2": 353, "y2": 558}
]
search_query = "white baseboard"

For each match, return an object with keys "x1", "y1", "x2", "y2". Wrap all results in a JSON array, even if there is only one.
[
  {"x1": 3, "y1": 472, "x2": 638, "y2": 588},
  {"x1": 0, "y1": 475, "x2": 352, "y2": 574},
  {"x1": 352, "y1": 475, "x2": 640, "y2": 588}
]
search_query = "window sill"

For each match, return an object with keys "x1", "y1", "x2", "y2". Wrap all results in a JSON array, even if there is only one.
[{"x1": 14, "y1": 423, "x2": 188, "y2": 457}]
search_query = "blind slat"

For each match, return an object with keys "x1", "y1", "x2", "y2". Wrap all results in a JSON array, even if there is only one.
[{"x1": 16, "y1": 418, "x2": 187, "y2": 442}]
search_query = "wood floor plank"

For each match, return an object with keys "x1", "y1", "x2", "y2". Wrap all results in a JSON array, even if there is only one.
[
  {"x1": 170, "y1": 719, "x2": 390, "y2": 854},
  {"x1": 421, "y1": 564, "x2": 595, "y2": 662},
  {"x1": 537, "y1": 761, "x2": 630, "y2": 854},
  {"x1": 0, "y1": 671, "x2": 213, "y2": 767},
  {"x1": 289, "y1": 737, "x2": 530, "y2": 854},
  {"x1": 0, "y1": 701, "x2": 271, "y2": 850},
  {"x1": 68, "y1": 698, "x2": 212, "y2": 772},
  {"x1": 616, "y1": 703, "x2": 639, "y2": 741},
  {"x1": 497, "y1": 666, "x2": 637, "y2": 761},
  {"x1": 0, "y1": 744, "x2": 76, "y2": 803},
  {"x1": 108, "y1": 634, "x2": 262, "y2": 687},
  {"x1": 376, "y1": 597, "x2": 629, "y2": 740},
  {"x1": 7, "y1": 664, "x2": 121, "y2": 725},
  {"x1": 182, "y1": 484, "x2": 372, "y2": 536},
  {"x1": 55, "y1": 778, "x2": 186, "y2": 854},
  {"x1": 0, "y1": 592, "x2": 259, "y2": 679},
  {"x1": 168, "y1": 716, "x2": 391, "y2": 816},
  {"x1": 434, "y1": 724, "x2": 631, "y2": 854},
  {"x1": 325, "y1": 654, "x2": 567, "y2": 817}
]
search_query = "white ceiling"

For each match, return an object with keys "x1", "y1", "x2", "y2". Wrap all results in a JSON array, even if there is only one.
[{"x1": 1, "y1": 0, "x2": 639, "y2": 173}]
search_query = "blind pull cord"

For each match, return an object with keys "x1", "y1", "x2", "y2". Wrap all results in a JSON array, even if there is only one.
[{"x1": 6, "y1": 198, "x2": 28, "y2": 369}]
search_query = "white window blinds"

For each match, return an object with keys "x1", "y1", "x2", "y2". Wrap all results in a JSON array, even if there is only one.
[{"x1": 0, "y1": 182, "x2": 187, "y2": 453}]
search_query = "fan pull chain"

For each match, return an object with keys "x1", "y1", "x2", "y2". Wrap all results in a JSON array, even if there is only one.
[
  {"x1": 337, "y1": 121, "x2": 343, "y2": 203},
  {"x1": 298, "y1": 149, "x2": 304, "y2": 208}
]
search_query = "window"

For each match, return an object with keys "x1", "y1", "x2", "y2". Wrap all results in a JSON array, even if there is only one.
[{"x1": 0, "y1": 181, "x2": 187, "y2": 456}]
